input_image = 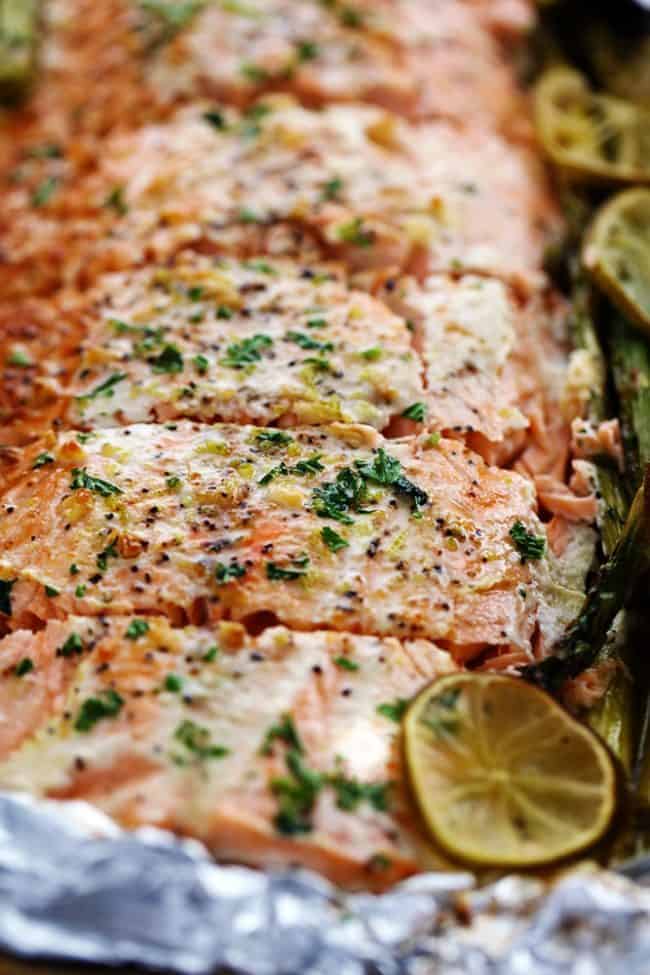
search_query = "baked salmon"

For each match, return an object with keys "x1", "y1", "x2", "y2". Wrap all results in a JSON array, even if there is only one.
[
  {"x1": 0, "y1": 422, "x2": 542, "y2": 660},
  {"x1": 0, "y1": 100, "x2": 560, "y2": 300},
  {"x1": 0, "y1": 616, "x2": 456, "y2": 889},
  {"x1": 65, "y1": 255, "x2": 422, "y2": 431},
  {"x1": 143, "y1": 0, "x2": 530, "y2": 135}
]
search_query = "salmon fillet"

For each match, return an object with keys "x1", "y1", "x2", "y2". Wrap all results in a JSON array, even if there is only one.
[
  {"x1": 0, "y1": 616, "x2": 457, "y2": 889},
  {"x1": 64, "y1": 255, "x2": 422, "y2": 431},
  {"x1": 0, "y1": 100, "x2": 559, "y2": 300},
  {"x1": 143, "y1": 0, "x2": 530, "y2": 135},
  {"x1": 0, "y1": 422, "x2": 542, "y2": 659}
]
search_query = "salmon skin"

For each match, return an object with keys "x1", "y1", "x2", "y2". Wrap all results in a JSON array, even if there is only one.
[
  {"x1": 0, "y1": 422, "x2": 542, "y2": 660},
  {"x1": 0, "y1": 615, "x2": 457, "y2": 890},
  {"x1": 65, "y1": 255, "x2": 422, "y2": 432}
]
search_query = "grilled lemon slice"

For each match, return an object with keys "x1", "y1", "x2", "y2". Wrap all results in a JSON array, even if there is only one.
[
  {"x1": 535, "y1": 67, "x2": 650, "y2": 184},
  {"x1": 404, "y1": 673, "x2": 617, "y2": 869},
  {"x1": 583, "y1": 188, "x2": 650, "y2": 334}
]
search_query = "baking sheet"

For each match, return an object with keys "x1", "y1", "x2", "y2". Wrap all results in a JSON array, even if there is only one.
[{"x1": 0, "y1": 794, "x2": 649, "y2": 974}]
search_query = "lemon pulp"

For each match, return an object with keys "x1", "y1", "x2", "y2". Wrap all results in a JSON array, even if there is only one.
[{"x1": 404, "y1": 673, "x2": 617, "y2": 869}]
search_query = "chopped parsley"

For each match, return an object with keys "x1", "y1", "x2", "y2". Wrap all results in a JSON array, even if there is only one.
[
  {"x1": 376, "y1": 698, "x2": 408, "y2": 723},
  {"x1": 321, "y1": 526, "x2": 349, "y2": 552},
  {"x1": 149, "y1": 344, "x2": 184, "y2": 374},
  {"x1": 215, "y1": 560, "x2": 247, "y2": 584},
  {"x1": 164, "y1": 673, "x2": 183, "y2": 693},
  {"x1": 96, "y1": 540, "x2": 119, "y2": 572},
  {"x1": 74, "y1": 690, "x2": 124, "y2": 733},
  {"x1": 221, "y1": 333, "x2": 272, "y2": 369},
  {"x1": 172, "y1": 719, "x2": 229, "y2": 762},
  {"x1": 202, "y1": 645, "x2": 219, "y2": 663},
  {"x1": 255, "y1": 429, "x2": 293, "y2": 447},
  {"x1": 272, "y1": 748, "x2": 322, "y2": 835},
  {"x1": 32, "y1": 452, "x2": 54, "y2": 469},
  {"x1": 321, "y1": 176, "x2": 343, "y2": 201},
  {"x1": 306, "y1": 317, "x2": 327, "y2": 329},
  {"x1": 355, "y1": 448, "x2": 429, "y2": 515},
  {"x1": 69, "y1": 563, "x2": 80, "y2": 576},
  {"x1": 193, "y1": 354, "x2": 209, "y2": 374},
  {"x1": 125, "y1": 619, "x2": 150, "y2": 640},
  {"x1": 238, "y1": 207, "x2": 260, "y2": 223},
  {"x1": 260, "y1": 713, "x2": 303, "y2": 756},
  {"x1": 303, "y1": 355, "x2": 330, "y2": 371},
  {"x1": 337, "y1": 216, "x2": 374, "y2": 247},
  {"x1": 75, "y1": 584, "x2": 87, "y2": 598},
  {"x1": 103, "y1": 186, "x2": 128, "y2": 215},
  {"x1": 329, "y1": 770, "x2": 390, "y2": 813},
  {"x1": 76, "y1": 371, "x2": 127, "y2": 402},
  {"x1": 240, "y1": 62, "x2": 268, "y2": 83},
  {"x1": 266, "y1": 555, "x2": 309, "y2": 581},
  {"x1": 510, "y1": 521, "x2": 546, "y2": 562},
  {"x1": 285, "y1": 330, "x2": 333, "y2": 352},
  {"x1": 31, "y1": 176, "x2": 59, "y2": 207},
  {"x1": 402, "y1": 402, "x2": 427, "y2": 422},
  {"x1": 70, "y1": 468, "x2": 123, "y2": 497},
  {"x1": 333, "y1": 655, "x2": 358, "y2": 671},
  {"x1": 7, "y1": 348, "x2": 32, "y2": 367},
  {"x1": 296, "y1": 39, "x2": 319, "y2": 61},
  {"x1": 0, "y1": 579, "x2": 16, "y2": 616},
  {"x1": 188, "y1": 286, "x2": 203, "y2": 301},
  {"x1": 361, "y1": 347, "x2": 382, "y2": 361},
  {"x1": 44, "y1": 585, "x2": 60, "y2": 597},
  {"x1": 57, "y1": 633, "x2": 84, "y2": 658},
  {"x1": 312, "y1": 466, "x2": 369, "y2": 524},
  {"x1": 216, "y1": 305, "x2": 234, "y2": 320},
  {"x1": 202, "y1": 108, "x2": 226, "y2": 130},
  {"x1": 259, "y1": 453, "x2": 324, "y2": 485},
  {"x1": 244, "y1": 260, "x2": 276, "y2": 275},
  {"x1": 166, "y1": 474, "x2": 182, "y2": 489},
  {"x1": 15, "y1": 658, "x2": 34, "y2": 677}
]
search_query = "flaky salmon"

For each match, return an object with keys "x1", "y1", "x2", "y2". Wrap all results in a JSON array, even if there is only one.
[
  {"x1": 0, "y1": 616, "x2": 456, "y2": 889},
  {"x1": 65, "y1": 256, "x2": 422, "y2": 431},
  {"x1": 0, "y1": 100, "x2": 560, "y2": 300},
  {"x1": 143, "y1": 0, "x2": 531, "y2": 136},
  {"x1": 0, "y1": 422, "x2": 542, "y2": 660}
]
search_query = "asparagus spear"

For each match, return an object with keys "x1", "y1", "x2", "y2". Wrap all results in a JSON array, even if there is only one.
[
  {"x1": 609, "y1": 312, "x2": 650, "y2": 491},
  {"x1": 0, "y1": 0, "x2": 40, "y2": 100},
  {"x1": 524, "y1": 469, "x2": 650, "y2": 694}
]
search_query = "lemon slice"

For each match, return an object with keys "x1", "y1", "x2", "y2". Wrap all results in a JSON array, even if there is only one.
[
  {"x1": 534, "y1": 67, "x2": 650, "y2": 184},
  {"x1": 583, "y1": 188, "x2": 650, "y2": 334},
  {"x1": 404, "y1": 673, "x2": 617, "y2": 869}
]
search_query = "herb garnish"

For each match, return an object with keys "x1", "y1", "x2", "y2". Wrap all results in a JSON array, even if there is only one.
[
  {"x1": 103, "y1": 186, "x2": 128, "y2": 215},
  {"x1": 333, "y1": 655, "x2": 358, "y2": 671},
  {"x1": 376, "y1": 698, "x2": 408, "y2": 723},
  {"x1": 76, "y1": 372, "x2": 127, "y2": 402},
  {"x1": 260, "y1": 713, "x2": 303, "y2": 756},
  {"x1": 70, "y1": 468, "x2": 123, "y2": 497},
  {"x1": 215, "y1": 560, "x2": 247, "y2": 584},
  {"x1": 15, "y1": 658, "x2": 33, "y2": 677},
  {"x1": 255, "y1": 429, "x2": 293, "y2": 447},
  {"x1": 75, "y1": 690, "x2": 124, "y2": 732},
  {"x1": 125, "y1": 619, "x2": 150, "y2": 640},
  {"x1": 96, "y1": 540, "x2": 119, "y2": 572},
  {"x1": 259, "y1": 453, "x2": 324, "y2": 485},
  {"x1": 31, "y1": 176, "x2": 59, "y2": 207},
  {"x1": 221, "y1": 334, "x2": 272, "y2": 368},
  {"x1": 337, "y1": 216, "x2": 374, "y2": 247},
  {"x1": 32, "y1": 452, "x2": 54, "y2": 469},
  {"x1": 402, "y1": 402, "x2": 427, "y2": 422},
  {"x1": 285, "y1": 330, "x2": 333, "y2": 352},
  {"x1": 510, "y1": 521, "x2": 546, "y2": 562},
  {"x1": 266, "y1": 555, "x2": 309, "y2": 580},
  {"x1": 172, "y1": 719, "x2": 229, "y2": 762},
  {"x1": 321, "y1": 525, "x2": 349, "y2": 552},
  {"x1": 149, "y1": 344, "x2": 184, "y2": 374},
  {"x1": 57, "y1": 633, "x2": 84, "y2": 658}
]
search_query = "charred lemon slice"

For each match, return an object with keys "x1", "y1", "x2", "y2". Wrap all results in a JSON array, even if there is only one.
[
  {"x1": 404, "y1": 673, "x2": 616, "y2": 869},
  {"x1": 583, "y1": 188, "x2": 650, "y2": 334},
  {"x1": 535, "y1": 67, "x2": 650, "y2": 184}
]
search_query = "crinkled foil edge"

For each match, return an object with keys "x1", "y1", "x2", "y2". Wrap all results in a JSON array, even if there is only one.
[{"x1": 0, "y1": 795, "x2": 649, "y2": 973}]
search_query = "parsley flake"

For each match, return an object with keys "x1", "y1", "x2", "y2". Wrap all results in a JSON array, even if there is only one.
[
  {"x1": 402, "y1": 402, "x2": 427, "y2": 422},
  {"x1": 149, "y1": 344, "x2": 184, "y2": 374},
  {"x1": 221, "y1": 334, "x2": 272, "y2": 369},
  {"x1": 215, "y1": 560, "x2": 247, "y2": 584},
  {"x1": 321, "y1": 526, "x2": 349, "y2": 552},
  {"x1": 0, "y1": 579, "x2": 16, "y2": 616},
  {"x1": 376, "y1": 698, "x2": 408, "y2": 723},
  {"x1": 57, "y1": 633, "x2": 84, "y2": 658},
  {"x1": 125, "y1": 619, "x2": 150, "y2": 640},
  {"x1": 333, "y1": 655, "x2": 358, "y2": 671},
  {"x1": 32, "y1": 452, "x2": 54, "y2": 469},
  {"x1": 510, "y1": 521, "x2": 546, "y2": 562},
  {"x1": 266, "y1": 554, "x2": 309, "y2": 580},
  {"x1": 70, "y1": 468, "x2": 123, "y2": 497},
  {"x1": 15, "y1": 658, "x2": 34, "y2": 677},
  {"x1": 74, "y1": 690, "x2": 124, "y2": 733}
]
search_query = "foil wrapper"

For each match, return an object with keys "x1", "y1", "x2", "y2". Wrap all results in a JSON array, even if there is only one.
[{"x1": 0, "y1": 795, "x2": 649, "y2": 973}]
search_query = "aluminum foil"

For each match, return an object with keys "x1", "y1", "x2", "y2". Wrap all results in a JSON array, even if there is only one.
[{"x1": 0, "y1": 795, "x2": 649, "y2": 973}]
